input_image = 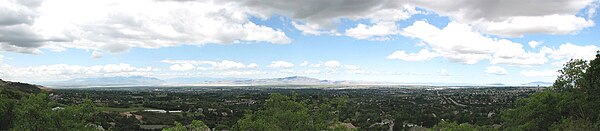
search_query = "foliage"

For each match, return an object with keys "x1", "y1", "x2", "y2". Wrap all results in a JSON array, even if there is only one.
[
  {"x1": 501, "y1": 51, "x2": 600, "y2": 130},
  {"x1": 0, "y1": 93, "x2": 13, "y2": 130},
  {"x1": 163, "y1": 121, "x2": 187, "y2": 131},
  {"x1": 583, "y1": 51, "x2": 600, "y2": 97},
  {"x1": 232, "y1": 93, "x2": 352, "y2": 131},
  {"x1": 12, "y1": 94, "x2": 55, "y2": 131},
  {"x1": 553, "y1": 59, "x2": 588, "y2": 90},
  {"x1": 11, "y1": 94, "x2": 99, "y2": 131},
  {"x1": 190, "y1": 120, "x2": 210, "y2": 131},
  {"x1": 430, "y1": 121, "x2": 496, "y2": 131},
  {"x1": 501, "y1": 91, "x2": 563, "y2": 130},
  {"x1": 162, "y1": 120, "x2": 209, "y2": 131}
]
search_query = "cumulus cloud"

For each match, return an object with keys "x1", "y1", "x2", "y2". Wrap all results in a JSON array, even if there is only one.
[
  {"x1": 91, "y1": 50, "x2": 103, "y2": 59},
  {"x1": 476, "y1": 15, "x2": 593, "y2": 37},
  {"x1": 268, "y1": 60, "x2": 294, "y2": 68},
  {"x1": 409, "y1": 0, "x2": 596, "y2": 37},
  {"x1": 162, "y1": 60, "x2": 257, "y2": 71},
  {"x1": 247, "y1": 63, "x2": 259, "y2": 68},
  {"x1": 324, "y1": 60, "x2": 341, "y2": 68},
  {"x1": 0, "y1": 0, "x2": 291, "y2": 55},
  {"x1": 240, "y1": 0, "x2": 596, "y2": 38},
  {"x1": 1, "y1": 0, "x2": 597, "y2": 55},
  {"x1": 398, "y1": 20, "x2": 549, "y2": 65},
  {"x1": 485, "y1": 66, "x2": 508, "y2": 75},
  {"x1": 239, "y1": 0, "x2": 418, "y2": 37},
  {"x1": 386, "y1": 49, "x2": 439, "y2": 61},
  {"x1": 547, "y1": 43, "x2": 599, "y2": 60},
  {"x1": 521, "y1": 70, "x2": 559, "y2": 77},
  {"x1": 169, "y1": 63, "x2": 195, "y2": 71},
  {"x1": 345, "y1": 22, "x2": 400, "y2": 40},
  {"x1": 528, "y1": 41, "x2": 542, "y2": 48},
  {"x1": 344, "y1": 65, "x2": 360, "y2": 70},
  {"x1": 300, "y1": 61, "x2": 309, "y2": 66},
  {"x1": 0, "y1": 63, "x2": 155, "y2": 82}
]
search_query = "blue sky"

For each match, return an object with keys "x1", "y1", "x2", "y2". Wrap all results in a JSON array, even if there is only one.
[{"x1": 0, "y1": 0, "x2": 599, "y2": 85}]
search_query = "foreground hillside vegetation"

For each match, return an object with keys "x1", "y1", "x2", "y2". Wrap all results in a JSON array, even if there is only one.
[{"x1": 1, "y1": 52, "x2": 599, "y2": 130}]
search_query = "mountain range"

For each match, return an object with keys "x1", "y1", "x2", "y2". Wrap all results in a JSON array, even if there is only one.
[
  {"x1": 37, "y1": 76, "x2": 554, "y2": 88},
  {"x1": 41, "y1": 76, "x2": 165, "y2": 87}
]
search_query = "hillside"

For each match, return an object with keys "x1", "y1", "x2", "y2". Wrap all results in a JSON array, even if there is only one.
[{"x1": 0, "y1": 79, "x2": 51, "y2": 99}]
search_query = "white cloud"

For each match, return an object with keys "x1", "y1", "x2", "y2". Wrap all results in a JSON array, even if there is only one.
[
  {"x1": 548, "y1": 43, "x2": 599, "y2": 60},
  {"x1": 485, "y1": 66, "x2": 508, "y2": 75},
  {"x1": 344, "y1": 65, "x2": 360, "y2": 70},
  {"x1": 218, "y1": 70, "x2": 264, "y2": 76},
  {"x1": 247, "y1": 63, "x2": 259, "y2": 68},
  {"x1": 212, "y1": 60, "x2": 248, "y2": 70},
  {"x1": 91, "y1": 50, "x2": 103, "y2": 59},
  {"x1": 241, "y1": 1, "x2": 417, "y2": 37},
  {"x1": 346, "y1": 69, "x2": 380, "y2": 75},
  {"x1": 324, "y1": 60, "x2": 342, "y2": 68},
  {"x1": 309, "y1": 63, "x2": 321, "y2": 68},
  {"x1": 400, "y1": 20, "x2": 551, "y2": 65},
  {"x1": 268, "y1": 60, "x2": 294, "y2": 68},
  {"x1": 528, "y1": 41, "x2": 542, "y2": 48},
  {"x1": 2, "y1": 0, "x2": 596, "y2": 56},
  {"x1": 476, "y1": 15, "x2": 594, "y2": 37},
  {"x1": 386, "y1": 49, "x2": 439, "y2": 62},
  {"x1": 0, "y1": 0, "x2": 291, "y2": 55},
  {"x1": 292, "y1": 22, "x2": 338, "y2": 35},
  {"x1": 241, "y1": 0, "x2": 595, "y2": 38},
  {"x1": 410, "y1": 0, "x2": 595, "y2": 37},
  {"x1": 489, "y1": 51, "x2": 548, "y2": 66},
  {"x1": 301, "y1": 69, "x2": 320, "y2": 74},
  {"x1": 0, "y1": 63, "x2": 155, "y2": 82},
  {"x1": 345, "y1": 22, "x2": 399, "y2": 40},
  {"x1": 300, "y1": 61, "x2": 309, "y2": 66},
  {"x1": 169, "y1": 63, "x2": 195, "y2": 71},
  {"x1": 521, "y1": 70, "x2": 559, "y2": 77},
  {"x1": 162, "y1": 60, "x2": 256, "y2": 71}
]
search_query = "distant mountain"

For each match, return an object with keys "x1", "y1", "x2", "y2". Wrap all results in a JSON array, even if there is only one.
[
  {"x1": 43, "y1": 76, "x2": 165, "y2": 88},
  {"x1": 0, "y1": 79, "x2": 51, "y2": 99},
  {"x1": 486, "y1": 83, "x2": 505, "y2": 86},
  {"x1": 522, "y1": 81, "x2": 553, "y2": 87},
  {"x1": 209, "y1": 76, "x2": 331, "y2": 85}
]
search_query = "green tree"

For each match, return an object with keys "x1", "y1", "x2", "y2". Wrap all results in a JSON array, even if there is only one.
[
  {"x1": 162, "y1": 120, "x2": 210, "y2": 131},
  {"x1": 233, "y1": 93, "x2": 351, "y2": 131},
  {"x1": 553, "y1": 59, "x2": 588, "y2": 90},
  {"x1": 501, "y1": 91, "x2": 563, "y2": 130},
  {"x1": 12, "y1": 94, "x2": 54, "y2": 131},
  {"x1": 502, "y1": 51, "x2": 600, "y2": 130},
  {"x1": 52, "y1": 99, "x2": 99, "y2": 130},
  {"x1": 430, "y1": 121, "x2": 478, "y2": 131},
  {"x1": 190, "y1": 120, "x2": 209, "y2": 131},
  {"x1": 163, "y1": 121, "x2": 187, "y2": 131},
  {"x1": 582, "y1": 51, "x2": 600, "y2": 96},
  {"x1": 0, "y1": 93, "x2": 13, "y2": 130},
  {"x1": 12, "y1": 94, "x2": 99, "y2": 131}
]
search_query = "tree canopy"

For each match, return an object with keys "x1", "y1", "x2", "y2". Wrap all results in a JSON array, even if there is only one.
[
  {"x1": 501, "y1": 51, "x2": 600, "y2": 130},
  {"x1": 232, "y1": 93, "x2": 354, "y2": 131}
]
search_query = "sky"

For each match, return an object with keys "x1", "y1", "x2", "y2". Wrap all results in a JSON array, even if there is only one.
[{"x1": 0, "y1": 0, "x2": 599, "y2": 85}]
